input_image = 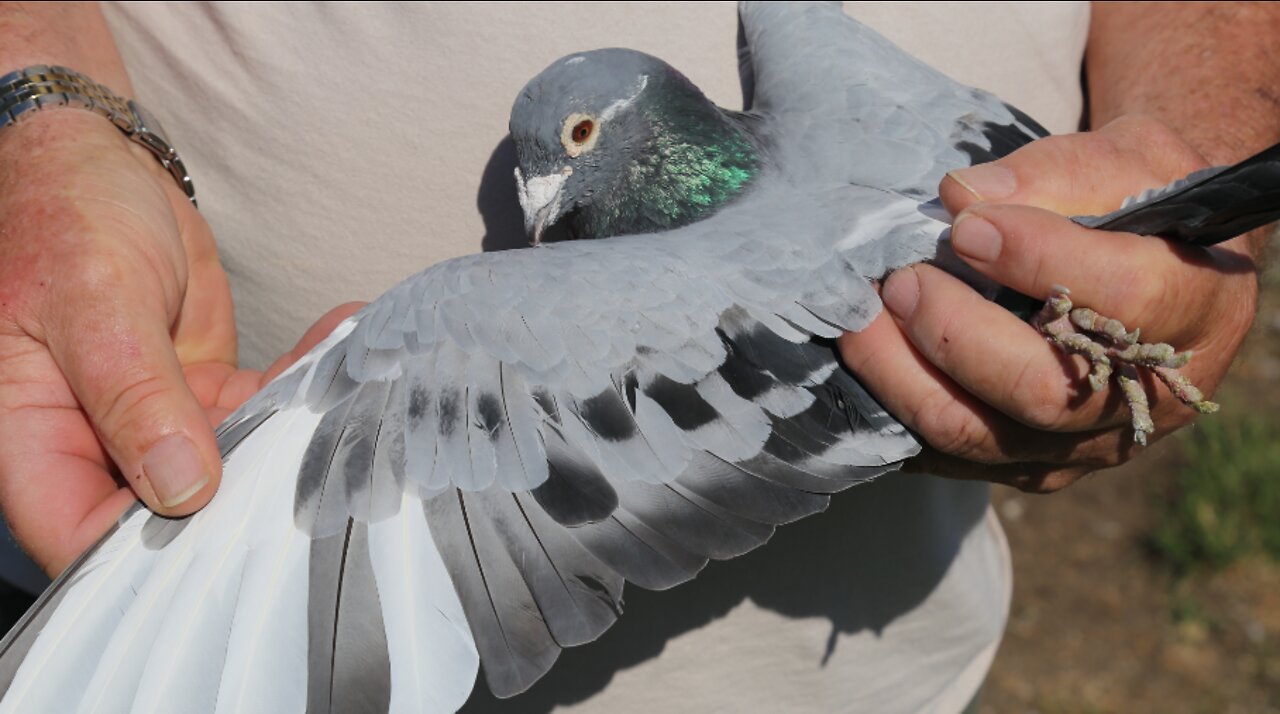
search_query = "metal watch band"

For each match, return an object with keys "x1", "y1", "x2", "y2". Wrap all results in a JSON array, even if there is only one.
[{"x1": 0, "y1": 65, "x2": 196, "y2": 206}]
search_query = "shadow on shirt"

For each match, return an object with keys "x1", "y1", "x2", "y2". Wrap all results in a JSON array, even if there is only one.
[
  {"x1": 460, "y1": 466, "x2": 989, "y2": 710},
  {"x1": 479, "y1": 137, "x2": 537, "y2": 252}
]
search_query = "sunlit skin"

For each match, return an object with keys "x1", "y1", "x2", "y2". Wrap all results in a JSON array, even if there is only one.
[
  {"x1": 0, "y1": 111, "x2": 367, "y2": 575},
  {"x1": 840, "y1": 116, "x2": 1261, "y2": 491}
]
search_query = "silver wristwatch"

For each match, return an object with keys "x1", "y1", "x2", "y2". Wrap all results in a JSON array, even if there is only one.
[{"x1": 0, "y1": 65, "x2": 196, "y2": 206}]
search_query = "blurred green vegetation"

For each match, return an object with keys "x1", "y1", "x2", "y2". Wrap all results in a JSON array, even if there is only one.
[{"x1": 1150, "y1": 413, "x2": 1280, "y2": 575}]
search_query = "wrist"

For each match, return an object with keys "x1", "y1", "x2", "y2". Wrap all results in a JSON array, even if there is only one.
[
  {"x1": 0, "y1": 107, "x2": 184, "y2": 209},
  {"x1": 1, "y1": 66, "x2": 195, "y2": 204},
  {"x1": 1, "y1": 107, "x2": 139, "y2": 183},
  {"x1": 0, "y1": 109, "x2": 187, "y2": 296}
]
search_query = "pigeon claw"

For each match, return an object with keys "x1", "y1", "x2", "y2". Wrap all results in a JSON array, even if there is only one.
[{"x1": 1030, "y1": 284, "x2": 1219, "y2": 446}]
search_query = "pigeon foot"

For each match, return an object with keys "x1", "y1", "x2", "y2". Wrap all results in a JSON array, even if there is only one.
[{"x1": 1030, "y1": 285, "x2": 1219, "y2": 446}]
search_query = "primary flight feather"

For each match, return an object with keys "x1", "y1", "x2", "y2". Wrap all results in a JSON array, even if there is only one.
[{"x1": 2, "y1": 3, "x2": 1278, "y2": 712}]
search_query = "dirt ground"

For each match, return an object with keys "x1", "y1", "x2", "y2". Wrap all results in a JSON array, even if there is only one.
[{"x1": 983, "y1": 242, "x2": 1280, "y2": 714}]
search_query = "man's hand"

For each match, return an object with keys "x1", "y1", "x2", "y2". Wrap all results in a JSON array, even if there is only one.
[
  {"x1": 838, "y1": 116, "x2": 1260, "y2": 492},
  {"x1": 0, "y1": 109, "x2": 242, "y2": 575},
  {"x1": 0, "y1": 108, "x2": 365, "y2": 578},
  {"x1": 838, "y1": 1, "x2": 1280, "y2": 492}
]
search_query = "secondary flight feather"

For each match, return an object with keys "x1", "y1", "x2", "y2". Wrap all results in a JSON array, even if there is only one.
[{"x1": 2, "y1": 2, "x2": 1278, "y2": 712}]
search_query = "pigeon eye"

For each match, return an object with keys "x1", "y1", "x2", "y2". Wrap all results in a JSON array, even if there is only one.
[{"x1": 561, "y1": 113, "x2": 599, "y2": 157}]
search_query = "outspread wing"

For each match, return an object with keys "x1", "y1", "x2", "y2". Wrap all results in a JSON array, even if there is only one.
[
  {"x1": 0, "y1": 2, "x2": 1084, "y2": 709},
  {"x1": 0, "y1": 175, "x2": 922, "y2": 710}
]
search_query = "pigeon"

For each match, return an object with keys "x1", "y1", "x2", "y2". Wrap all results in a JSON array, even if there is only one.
[{"x1": 2, "y1": 2, "x2": 1278, "y2": 712}]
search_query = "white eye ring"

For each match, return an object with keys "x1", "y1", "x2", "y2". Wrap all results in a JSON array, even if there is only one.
[{"x1": 561, "y1": 112, "x2": 600, "y2": 157}]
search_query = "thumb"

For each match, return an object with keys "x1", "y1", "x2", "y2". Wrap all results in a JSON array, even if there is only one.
[
  {"x1": 43, "y1": 273, "x2": 222, "y2": 516},
  {"x1": 939, "y1": 114, "x2": 1208, "y2": 218}
]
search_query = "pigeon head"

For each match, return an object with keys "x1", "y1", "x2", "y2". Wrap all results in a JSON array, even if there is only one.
[{"x1": 510, "y1": 48, "x2": 760, "y2": 243}]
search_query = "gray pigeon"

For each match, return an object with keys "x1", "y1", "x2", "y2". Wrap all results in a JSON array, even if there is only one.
[{"x1": 2, "y1": 3, "x2": 1278, "y2": 712}]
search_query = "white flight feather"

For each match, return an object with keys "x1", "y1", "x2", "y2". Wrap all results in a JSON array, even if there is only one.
[
  {"x1": 74, "y1": 518, "x2": 199, "y2": 712},
  {"x1": 213, "y1": 408, "x2": 321, "y2": 714},
  {"x1": 0, "y1": 510, "x2": 152, "y2": 713},
  {"x1": 368, "y1": 492, "x2": 477, "y2": 713},
  {"x1": 131, "y1": 408, "x2": 317, "y2": 713},
  {"x1": 75, "y1": 408, "x2": 310, "y2": 713},
  {"x1": 3, "y1": 319, "x2": 358, "y2": 713}
]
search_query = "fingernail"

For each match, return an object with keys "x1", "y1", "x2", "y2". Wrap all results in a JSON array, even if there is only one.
[
  {"x1": 141, "y1": 434, "x2": 209, "y2": 508},
  {"x1": 947, "y1": 163, "x2": 1017, "y2": 201},
  {"x1": 951, "y1": 213, "x2": 1003, "y2": 262},
  {"x1": 882, "y1": 268, "x2": 920, "y2": 319}
]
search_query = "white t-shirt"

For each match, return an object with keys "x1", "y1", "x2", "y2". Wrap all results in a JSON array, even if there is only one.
[{"x1": 94, "y1": 3, "x2": 1090, "y2": 711}]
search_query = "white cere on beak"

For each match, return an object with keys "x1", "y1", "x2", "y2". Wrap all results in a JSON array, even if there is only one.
[
  {"x1": 515, "y1": 166, "x2": 572, "y2": 218},
  {"x1": 515, "y1": 165, "x2": 573, "y2": 244}
]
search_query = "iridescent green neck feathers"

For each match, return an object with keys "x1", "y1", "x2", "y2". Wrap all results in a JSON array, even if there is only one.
[{"x1": 570, "y1": 93, "x2": 760, "y2": 239}]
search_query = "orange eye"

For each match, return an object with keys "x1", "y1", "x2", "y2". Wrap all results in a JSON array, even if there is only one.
[{"x1": 571, "y1": 119, "x2": 594, "y2": 144}]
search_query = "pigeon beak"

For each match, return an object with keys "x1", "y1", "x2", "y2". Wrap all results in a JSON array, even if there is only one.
[{"x1": 515, "y1": 166, "x2": 573, "y2": 245}]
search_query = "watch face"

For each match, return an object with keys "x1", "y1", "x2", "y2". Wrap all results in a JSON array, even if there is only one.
[
  {"x1": 126, "y1": 98, "x2": 195, "y2": 203},
  {"x1": 128, "y1": 99, "x2": 170, "y2": 142},
  {"x1": 127, "y1": 99, "x2": 177, "y2": 160}
]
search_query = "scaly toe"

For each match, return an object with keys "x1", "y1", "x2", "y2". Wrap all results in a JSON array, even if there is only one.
[{"x1": 1031, "y1": 285, "x2": 1217, "y2": 444}]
